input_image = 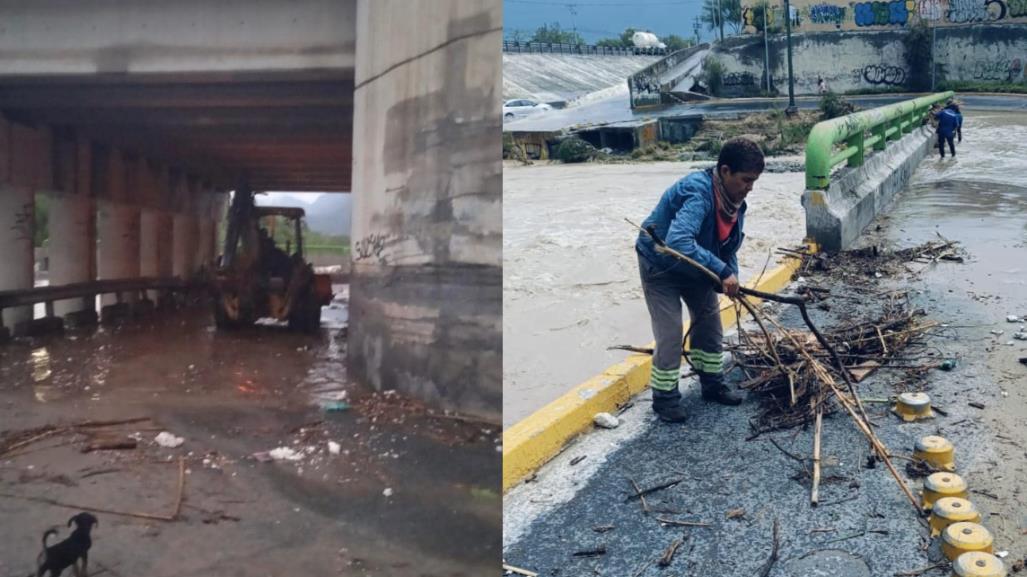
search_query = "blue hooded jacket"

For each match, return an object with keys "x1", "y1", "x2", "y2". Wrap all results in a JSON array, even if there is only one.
[
  {"x1": 936, "y1": 107, "x2": 962, "y2": 138},
  {"x1": 635, "y1": 168, "x2": 746, "y2": 284}
]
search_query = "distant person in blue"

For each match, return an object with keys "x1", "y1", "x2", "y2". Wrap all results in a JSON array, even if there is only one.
[{"x1": 935, "y1": 100, "x2": 963, "y2": 158}]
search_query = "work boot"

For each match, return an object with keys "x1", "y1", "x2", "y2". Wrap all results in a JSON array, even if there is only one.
[
  {"x1": 700, "y1": 375, "x2": 743, "y2": 406},
  {"x1": 652, "y1": 387, "x2": 688, "y2": 423}
]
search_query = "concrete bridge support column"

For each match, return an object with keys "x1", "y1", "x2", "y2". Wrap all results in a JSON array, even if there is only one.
[
  {"x1": 172, "y1": 213, "x2": 198, "y2": 280},
  {"x1": 139, "y1": 209, "x2": 162, "y2": 300},
  {"x1": 0, "y1": 184, "x2": 35, "y2": 335},
  {"x1": 348, "y1": 0, "x2": 502, "y2": 422},
  {"x1": 97, "y1": 200, "x2": 141, "y2": 306},
  {"x1": 48, "y1": 192, "x2": 95, "y2": 319},
  {"x1": 48, "y1": 138, "x2": 96, "y2": 325},
  {"x1": 95, "y1": 150, "x2": 140, "y2": 316}
]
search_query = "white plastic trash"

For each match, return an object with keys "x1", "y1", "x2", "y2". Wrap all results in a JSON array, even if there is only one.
[
  {"x1": 328, "y1": 441, "x2": 341, "y2": 455},
  {"x1": 154, "y1": 432, "x2": 184, "y2": 448},
  {"x1": 268, "y1": 447, "x2": 304, "y2": 461},
  {"x1": 593, "y1": 412, "x2": 620, "y2": 429}
]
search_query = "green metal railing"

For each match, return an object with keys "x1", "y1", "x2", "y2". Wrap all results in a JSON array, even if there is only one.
[{"x1": 805, "y1": 91, "x2": 955, "y2": 190}]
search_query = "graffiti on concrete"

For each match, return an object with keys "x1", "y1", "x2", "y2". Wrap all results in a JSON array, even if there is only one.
[
  {"x1": 861, "y1": 64, "x2": 907, "y2": 85},
  {"x1": 971, "y1": 58, "x2": 1024, "y2": 81},
  {"x1": 354, "y1": 232, "x2": 392, "y2": 263},
  {"x1": 10, "y1": 202, "x2": 33, "y2": 243},
  {"x1": 913, "y1": 0, "x2": 945, "y2": 19},
  {"x1": 854, "y1": 1, "x2": 909, "y2": 25},
  {"x1": 742, "y1": 0, "x2": 1027, "y2": 30},
  {"x1": 946, "y1": 0, "x2": 989, "y2": 21},
  {"x1": 631, "y1": 72, "x2": 661, "y2": 99},
  {"x1": 723, "y1": 72, "x2": 758, "y2": 88},
  {"x1": 806, "y1": 3, "x2": 848, "y2": 25}
]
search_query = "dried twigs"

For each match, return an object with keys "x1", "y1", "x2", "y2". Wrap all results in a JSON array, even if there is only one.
[{"x1": 757, "y1": 519, "x2": 780, "y2": 577}]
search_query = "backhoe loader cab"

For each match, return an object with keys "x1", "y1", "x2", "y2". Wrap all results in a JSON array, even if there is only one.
[{"x1": 212, "y1": 191, "x2": 333, "y2": 332}]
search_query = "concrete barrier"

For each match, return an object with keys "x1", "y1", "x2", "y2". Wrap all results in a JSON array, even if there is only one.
[{"x1": 802, "y1": 125, "x2": 934, "y2": 252}]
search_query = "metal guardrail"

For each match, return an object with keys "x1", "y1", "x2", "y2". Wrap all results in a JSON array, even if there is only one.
[
  {"x1": 0, "y1": 277, "x2": 193, "y2": 320},
  {"x1": 502, "y1": 40, "x2": 667, "y2": 56},
  {"x1": 628, "y1": 42, "x2": 710, "y2": 109},
  {"x1": 805, "y1": 91, "x2": 955, "y2": 189}
]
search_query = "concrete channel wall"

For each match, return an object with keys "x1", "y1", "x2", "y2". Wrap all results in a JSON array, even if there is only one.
[
  {"x1": 711, "y1": 23, "x2": 1027, "y2": 96},
  {"x1": 802, "y1": 124, "x2": 935, "y2": 252},
  {"x1": 349, "y1": 0, "x2": 502, "y2": 422}
]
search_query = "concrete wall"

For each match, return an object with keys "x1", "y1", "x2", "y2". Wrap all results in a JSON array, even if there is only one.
[
  {"x1": 349, "y1": 0, "x2": 501, "y2": 422},
  {"x1": 936, "y1": 24, "x2": 1027, "y2": 84},
  {"x1": 712, "y1": 24, "x2": 1027, "y2": 96},
  {"x1": 740, "y1": 0, "x2": 1027, "y2": 33}
]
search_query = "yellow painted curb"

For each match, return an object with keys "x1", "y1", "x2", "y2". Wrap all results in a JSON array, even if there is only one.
[{"x1": 503, "y1": 248, "x2": 811, "y2": 492}]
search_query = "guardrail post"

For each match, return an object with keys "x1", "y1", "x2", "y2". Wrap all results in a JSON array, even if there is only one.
[
  {"x1": 846, "y1": 131, "x2": 865, "y2": 168},
  {"x1": 872, "y1": 122, "x2": 887, "y2": 151}
]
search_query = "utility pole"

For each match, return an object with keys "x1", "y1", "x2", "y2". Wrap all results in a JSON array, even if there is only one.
[
  {"x1": 763, "y1": 2, "x2": 771, "y2": 93},
  {"x1": 930, "y1": 25, "x2": 937, "y2": 91},
  {"x1": 783, "y1": 0, "x2": 797, "y2": 113},
  {"x1": 693, "y1": 15, "x2": 702, "y2": 45}
]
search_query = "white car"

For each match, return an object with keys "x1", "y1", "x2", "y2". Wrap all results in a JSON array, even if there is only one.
[{"x1": 503, "y1": 99, "x2": 552, "y2": 121}]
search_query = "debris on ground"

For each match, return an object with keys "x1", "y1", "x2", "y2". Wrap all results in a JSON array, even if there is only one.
[
  {"x1": 267, "y1": 447, "x2": 304, "y2": 461},
  {"x1": 593, "y1": 412, "x2": 620, "y2": 429},
  {"x1": 154, "y1": 432, "x2": 185, "y2": 448},
  {"x1": 733, "y1": 299, "x2": 938, "y2": 437}
]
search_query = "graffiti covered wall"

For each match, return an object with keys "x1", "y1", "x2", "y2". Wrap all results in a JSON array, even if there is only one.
[
  {"x1": 713, "y1": 24, "x2": 1027, "y2": 96},
  {"x1": 741, "y1": 0, "x2": 1027, "y2": 33}
]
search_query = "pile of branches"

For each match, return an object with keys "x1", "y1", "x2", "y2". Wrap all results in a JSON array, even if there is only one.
[
  {"x1": 733, "y1": 300, "x2": 938, "y2": 437},
  {"x1": 781, "y1": 237, "x2": 966, "y2": 283}
]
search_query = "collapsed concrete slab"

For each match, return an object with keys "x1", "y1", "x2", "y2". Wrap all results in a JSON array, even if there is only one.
[{"x1": 802, "y1": 125, "x2": 934, "y2": 252}]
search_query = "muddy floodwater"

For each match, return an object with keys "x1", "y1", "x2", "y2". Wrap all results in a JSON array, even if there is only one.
[
  {"x1": 503, "y1": 161, "x2": 807, "y2": 427},
  {"x1": 0, "y1": 290, "x2": 500, "y2": 576}
]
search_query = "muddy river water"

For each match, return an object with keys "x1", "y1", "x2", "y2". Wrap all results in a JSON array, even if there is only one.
[{"x1": 503, "y1": 161, "x2": 807, "y2": 427}]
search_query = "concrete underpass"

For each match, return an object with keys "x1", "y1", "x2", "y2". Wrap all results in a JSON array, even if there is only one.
[{"x1": 0, "y1": 1, "x2": 501, "y2": 575}]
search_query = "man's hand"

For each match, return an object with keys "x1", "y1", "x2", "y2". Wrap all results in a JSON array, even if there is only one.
[{"x1": 722, "y1": 274, "x2": 740, "y2": 298}]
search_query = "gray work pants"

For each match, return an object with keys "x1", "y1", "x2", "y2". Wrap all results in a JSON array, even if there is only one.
[{"x1": 638, "y1": 253, "x2": 724, "y2": 391}]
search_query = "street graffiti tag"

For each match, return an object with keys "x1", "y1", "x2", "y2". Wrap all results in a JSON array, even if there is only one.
[
  {"x1": 854, "y1": 0, "x2": 909, "y2": 25},
  {"x1": 723, "y1": 72, "x2": 758, "y2": 88},
  {"x1": 861, "y1": 64, "x2": 907, "y2": 85},
  {"x1": 913, "y1": 0, "x2": 944, "y2": 19},
  {"x1": 947, "y1": 0, "x2": 989, "y2": 21},
  {"x1": 971, "y1": 58, "x2": 1024, "y2": 81},
  {"x1": 807, "y1": 3, "x2": 847, "y2": 25},
  {"x1": 354, "y1": 232, "x2": 392, "y2": 263}
]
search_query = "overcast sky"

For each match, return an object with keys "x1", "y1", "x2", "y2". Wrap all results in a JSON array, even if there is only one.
[{"x1": 503, "y1": 0, "x2": 715, "y2": 44}]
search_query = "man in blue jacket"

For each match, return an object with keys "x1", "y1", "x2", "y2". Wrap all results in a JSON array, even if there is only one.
[
  {"x1": 935, "y1": 101, "x2": 963, "y2": 158},
  {"x1": 636, "y1": 138, "x2": 765, "y2": 423}
]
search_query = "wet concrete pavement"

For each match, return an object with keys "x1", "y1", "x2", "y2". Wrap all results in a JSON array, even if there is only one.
[
  {"x1": 0, "y1": 292, "x2": 500, "y2": 577},
  {"x1": 503, "y1": 112, "x2": 1027, "y2": 575}
]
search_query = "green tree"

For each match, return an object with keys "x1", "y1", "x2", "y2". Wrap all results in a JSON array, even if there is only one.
[
  {"x1": 748, "y1": 1, "x2": 783, "y2": 34},
  {"x1": 619, "y1": 27, "x2": 639, "y2": 46},
  {"x1": 663, "y1": 34, "x2": 694, "y2": 52},
  {"x1": 701, "y1": 0, "x2": 743, "y2": 36},
  {"x1": 530, "y1": 22, "x2": 585, "y2": 45}
]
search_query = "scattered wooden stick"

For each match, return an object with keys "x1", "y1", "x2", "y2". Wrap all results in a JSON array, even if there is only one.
[
  {"x1": 766, "y1": 437, "x2": 806, "y2": 464},
  {"x1": 757, "y1": 519, "x2": 780, "y2": 577},
  {"x1": 893, "y1": 562, "x2": 948, "y2": 576},
  {"x1": 82, "y1": 439, "x2": 138, "y2": 453},
  {"x1": 629, "y1": 478, "x2": 650, "y2": 514},
  {"x1": 811, "y1": 402, "x2": 823, "y2": 507},
  {"x1": 657, "y1": 537, "x2": 684, "y2": 567},
  {"x1": 503, "y1": 563, "x2": 538, "y2": 577},
  {"x1": 0, "y1": 456, "x2": 187, "y2": 523},
  {"x1": 572, "y1": 546, "x2": 606, "y2": 557},
  {"x1": 655, "y1": 517, "x2": 710, "y2": 527},
  {"x1": 625, "y1": 477, "x2": 683, "y2": 502}
]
